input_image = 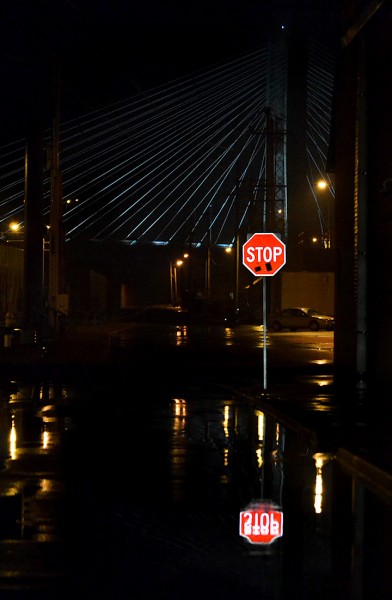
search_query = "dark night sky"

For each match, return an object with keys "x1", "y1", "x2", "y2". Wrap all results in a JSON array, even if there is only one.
[
  {"x1": 0, "y1": 0, "x2": 339, "y2": 142},
  {"x1": 0, "y1": 1, "x2": 272, "y2": 139}
]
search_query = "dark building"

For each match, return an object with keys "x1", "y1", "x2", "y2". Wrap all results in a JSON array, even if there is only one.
[{"x1": 332, "y1": 0, "x2": 392, "y2": 393}]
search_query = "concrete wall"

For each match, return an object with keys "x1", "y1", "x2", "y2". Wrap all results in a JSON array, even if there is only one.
[{"x1": 281, "y1": 271, "x2": 334, "y2": 315}]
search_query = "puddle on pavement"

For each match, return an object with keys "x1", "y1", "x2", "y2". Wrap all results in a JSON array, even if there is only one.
[{"x1": 0, "y1": 378, "x2": 389, "y2": 599}]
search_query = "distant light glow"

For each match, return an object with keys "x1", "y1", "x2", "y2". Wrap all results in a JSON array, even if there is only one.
[
  {"x1": 9, "y1": 416, "x2": 17, "y2": 459},
  {"x1": 255, "y1": 410, "x2": 265, "y2": 442},
  {"x1": 316, "y1": 179, "x2": 328, "y2": 190},
  {"x1": 223, "y1": 404, "x2": 230, "y2": 438},
  {"x1": 42, "y1": 429, "x2": 49, "y2": 449},
  {"x1": 313, "y1": 452, "x2": 332, "y2": 514}
]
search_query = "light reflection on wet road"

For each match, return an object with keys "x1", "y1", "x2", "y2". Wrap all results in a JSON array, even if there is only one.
[
  {"x1": 109, "y1": 324, "x2": 334, "y2": 385},
  {"x1": 0, "y1": 376, "x2": 336, "y2": 598},
  {"x1": 111, "y1": 322, "x2": 333, "y2": 354},
  {"x1": 0, "y1": 327, "x2": 388, "y2": 598}
]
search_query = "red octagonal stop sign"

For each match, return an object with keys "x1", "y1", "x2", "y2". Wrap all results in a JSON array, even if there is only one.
[
  {"x1": 239, "y1": 503, "x2": 283, "y2": 544},
  {"x1": 242, "y1": 232, "x2": 286, "y2": 276}
]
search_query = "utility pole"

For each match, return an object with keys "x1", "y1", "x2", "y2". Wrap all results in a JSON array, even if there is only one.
[
  {"x1": 248, "y1": 108, "x2": 287, "y2": 315},
  {"x1": 206, "y1": 204, "x2": 212, "y2": 305},
  {"x1": 48, "y1": 67, "x2": 67, "y2": 332},
  {"x1": 264, "y1": 107, "x2": 287, "y2": 239},
  {"x1": 265, "y1": 108, "x2": 279, "y2": 315},
  {"x1": 23, "y1": 65, "x2": 47, "y2": 336},
  {"x1": 265, "y1": 109, "x2": 277, "y2": 233},
  {"x1": 24, "y1": 122, "x2": 45, "y2": 333},
  {"x1": 234, "y1": 175, "x2": 240, "y2": 312}
]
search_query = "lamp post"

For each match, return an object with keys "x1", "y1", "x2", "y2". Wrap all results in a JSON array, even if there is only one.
[
  {"x1": 9, "y1": 222, "x2": 21, "y2": 234},
  {"x1": 3, "y1": 222, "x2": 24, "y2": 246},
  {"x1": 170, "y1": 259, "x2": 184, "y2": 306},
  {"x1": 316, "y1": 179, "x2": 334, "y2": 249}
]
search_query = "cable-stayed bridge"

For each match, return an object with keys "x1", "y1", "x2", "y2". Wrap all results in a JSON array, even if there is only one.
[{"x1": 0, "y1": 32, "x2": 335, "y2": 249}]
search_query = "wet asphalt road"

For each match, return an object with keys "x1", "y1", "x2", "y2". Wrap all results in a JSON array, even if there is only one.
[
  {"x1": 107, "y1": 324, "x2": 334, "y2": 389},
  {"x1": 0, "y1": 324, "x2": 390, "y2": 598},
  {"x1": 0, "y1": 325, "x2": 334, "y2": 599},
  {"x1": 0, "y1": 322, "x2": 334, "y2": 390},
  {"x1": 0, "y1": 377, "x2": 334, "y2": 600}
]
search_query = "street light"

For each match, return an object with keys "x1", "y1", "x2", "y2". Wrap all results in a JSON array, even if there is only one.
[
  {"x1": 316, "y1": 180, "x2": 328, "y2": 191},
  {"x1": 65, "y1": 197, "x2": 79, "y2": 209},
  {"x1": 9, "y1": 222, "x2": 21, "y2": 233},
  {"x1": 316, "y1": 179, "x2": 334, "y2": 249},
  {"x1": 170, "y1": 259, "x2": 184, "y2": 306},
  {"x1": 3, "y1": 221, "x2": 24, "y2": 246},
  {"x1": 223, "y1": 244, "x2": 239, "y2": 313}
]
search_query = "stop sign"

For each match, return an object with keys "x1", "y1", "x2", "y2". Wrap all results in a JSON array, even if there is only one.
[
  {"x1": 239, "y1": 503, "x2": 283, "y2": 544},
  {"x1": 242, "y1": 232, "x2": 286, "y2": 276}
]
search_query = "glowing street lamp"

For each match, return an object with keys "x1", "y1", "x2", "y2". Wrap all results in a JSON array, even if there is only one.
[
  {"x1": 316, "y1": 179, "x2": 328, "y2": 191},
  {"x1": 170, "y1": 258, "x2": 184, "y2": 306},
  {"x1": 3, "y1": 221, "x2": 24, "y2": 246},
  {"x1": 9, "y1": 222, "x2": 21, "y2": 233},
  {"x1": 315, "y1": 179, "x2": 334, "y2": 249}
]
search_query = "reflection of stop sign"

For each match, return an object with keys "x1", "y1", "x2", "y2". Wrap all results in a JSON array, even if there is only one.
[
  {"x1": 239, "y1": 503, "x2": 283, "y2": 544},
  {"x1": 242, "y1": 232, "x2": 286, "y2": 276}
]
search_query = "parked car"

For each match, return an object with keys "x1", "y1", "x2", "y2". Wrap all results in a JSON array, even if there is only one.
[{"x1": 268, "y1": 307, "x2": 334, "y2": 332}]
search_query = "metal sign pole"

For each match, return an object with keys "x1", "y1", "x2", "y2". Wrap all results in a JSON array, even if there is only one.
[
  {"x1": 242, "y1": 232, "x2": 286, "y2": 392},
  {"x1": 263, "y1": 277, "x2": 267, "y2": 390}
]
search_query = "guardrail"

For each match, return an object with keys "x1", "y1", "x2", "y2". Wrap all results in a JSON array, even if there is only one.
[{"x1": 333, "y1": 448, "x2": 392, "y2": 599}]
